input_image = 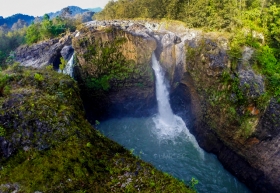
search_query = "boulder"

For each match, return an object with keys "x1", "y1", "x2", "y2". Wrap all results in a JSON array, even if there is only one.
[
  {"x1": 15, "y1": 34, "x2": 72, "y2": 69},
  {"x1": 238, "y1": 70, "x2": 265, "y2": 100},
  {"x1": 60, "y1": 45, "x2": 74, "y2": 61}
]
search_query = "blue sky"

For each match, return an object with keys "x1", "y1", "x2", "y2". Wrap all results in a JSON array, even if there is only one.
[{"x1": 0, "y1": 0, "x2": 110, "y2": 17}]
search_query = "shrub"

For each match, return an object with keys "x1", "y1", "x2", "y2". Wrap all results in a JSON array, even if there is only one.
[
  {"x1": 0, "y1": 126, "x2": 6, "y2": 137},
  {"x1": 59, "y1": 57, "x2": 67, "y2": 72},
  {"x1": 45, "y1": 65, "x2": 54, "y2": 71},
  {"x1": 34, "y1": 73, "x2": 44, "y2": 82},
  {"x1": 0, "y1": 73, "x2": 10, "y2": 96}
]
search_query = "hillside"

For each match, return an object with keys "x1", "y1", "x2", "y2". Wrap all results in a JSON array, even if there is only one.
[
  {"x1": 0, "y1": 6, "x2": 101, "y2": 30},
  {"x1": 0, "y1": 14, "x2": 34, "y2": 28},
  {"x1": 47, "y1": 6, "x2": 92, "y2": 19}
]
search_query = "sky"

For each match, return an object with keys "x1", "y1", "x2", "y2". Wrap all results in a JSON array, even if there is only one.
[{"x1": 0, "y1": 0, "x2": 110, "y2": 17}]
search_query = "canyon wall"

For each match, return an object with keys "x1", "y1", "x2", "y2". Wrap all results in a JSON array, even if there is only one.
[{"x1": 14, "y1": 20, "x2": 280, "y2": 192}]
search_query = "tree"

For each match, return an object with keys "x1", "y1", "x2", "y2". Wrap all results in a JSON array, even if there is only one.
[{"x1": 25, "y1": 23, "x2": 40, "y2": 45}]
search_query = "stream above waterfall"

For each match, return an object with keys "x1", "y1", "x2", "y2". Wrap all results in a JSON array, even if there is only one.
[{"x1": 97, "y1": 53, "x2": 251, "y2": 192}]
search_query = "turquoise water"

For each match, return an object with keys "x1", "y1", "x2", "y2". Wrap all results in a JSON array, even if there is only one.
[{"x1": 98, "y1": 116, "x2": 251, "y2": 193}]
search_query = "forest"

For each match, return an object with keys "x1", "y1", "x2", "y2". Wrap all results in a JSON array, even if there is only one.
[{"x1": 0, "y1": 9, "x2": 82, "y2": 68}]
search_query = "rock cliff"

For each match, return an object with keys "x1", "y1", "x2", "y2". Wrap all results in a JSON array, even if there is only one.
[
  {"x1": 75, "y1": 20, "x2": 280, "y2": 193},
  {"x1": 72, "y1": 22, "x2": 157, "y2": 120},
  {"x1": 183, "y1": 34, "x2": 280, "y2": 193},
  {"x1": 13, "y1": 19, "x2": 280, "y2": 192}
]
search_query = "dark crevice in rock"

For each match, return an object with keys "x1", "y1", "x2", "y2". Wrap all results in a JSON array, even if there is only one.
[{"x1": 51, "y1": 52, "x2": 62, "y2": 70}]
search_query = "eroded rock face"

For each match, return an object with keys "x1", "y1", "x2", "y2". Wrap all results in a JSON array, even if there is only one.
[
  {"x1": 72, "y1": 23, "x2": 157, "y2": 120},
  {"x1": 73, "y1": 21, "x2": 201, "y2": 120},
  {"x1": 15, "y1": 34, "x2": 72, "y2": 69},
  {"x1": 82, "y1": 20, "x2": 201, "y2": 86},
  {"x1": 13, "y1": 20, "x2": 280, "y2": 192},
  {"x1": 256, "y1": 98, "x2": 280, "y2": 140},
  {"x1": 238, "y1": 70, "x2": 265, "y2": 100},
  {"x1": 73, "y1": 21, "x2": 280, "y2": 192},
  {"x1": 60, "y1": 45, "x2": 74, "y2": 61},
  {"x1": 183, "y1": 36, "x2": 280, "y2": 193}
]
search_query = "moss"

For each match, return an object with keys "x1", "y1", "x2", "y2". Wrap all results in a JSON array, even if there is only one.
[
  {"x1": 185, "y1": 37, "x2": 265, "y2": 140},
  {"x1": 0, "y1": 67, "x2": 194, "y2": 193}
]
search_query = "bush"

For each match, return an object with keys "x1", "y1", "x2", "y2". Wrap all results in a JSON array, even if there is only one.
[
  {"x1": 59, "y1": 57, "x2": 67, "y2": 72},
  {"x1": 0, "y1": 73, "x2": 10, "y2": 97},
  {"x1": 34, "y1": 73, "x2": 44, "y2": 82},
  {"x1": 25, "y1": 14, "x2": 79, "y2": 45},
  {"x1": 256, "y1": 45, "x2": 280, "y2": 98},
  {"x1": 0, "y1": 126, "x2": 6, "y2": 137}
]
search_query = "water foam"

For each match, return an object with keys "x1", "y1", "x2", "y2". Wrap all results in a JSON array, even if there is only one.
[
  {"x1": 63, "y1": 53, "x2": 74, "y2": 77},
  {"x1": 151, "y1": 52, "x2": 204, "y2": 158}
]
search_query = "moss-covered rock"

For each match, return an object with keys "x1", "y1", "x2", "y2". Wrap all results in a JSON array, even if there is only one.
[
  {"x1": 0, "y1": 66, "x2": 194, "y2": 193},
  {"x1": 183, "y1": 35, "x2": 280, "y2": 193},
  {"x1": 72, "y1": 25, "x2": 157, "y2": 121}
]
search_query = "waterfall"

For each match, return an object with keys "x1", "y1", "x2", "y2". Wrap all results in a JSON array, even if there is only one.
[
  {"x1": 63, "y1": 53, "x2": 74, "y2": 77},
  {"x1": 151, "y1": 52, "x2": 203, "y2": 157},
  {"x1": 152, "y1": 53, "x2": 174, "y2": 124}
]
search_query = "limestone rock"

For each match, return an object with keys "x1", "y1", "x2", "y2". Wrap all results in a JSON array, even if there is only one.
[
  {"x1": 255, "y1": 98, "x2": 280, "y2": 140},
  {"x1": 15, "y1": 34, "x2": 72, "y2": 69},
  {"x1": 238, "y1": 70, "x2": 265, "y2": 100},
  {"x1": 72, "y1": 24, "x2": 157, "y2": 120},
  {"x1": 60, "y1": 45, "x2": 74, "y2": 61}
]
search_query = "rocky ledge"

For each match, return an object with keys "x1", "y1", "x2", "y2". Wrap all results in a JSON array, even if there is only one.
[{"x1": 14, "y1": 34, "x2": 73, "y2": 69}]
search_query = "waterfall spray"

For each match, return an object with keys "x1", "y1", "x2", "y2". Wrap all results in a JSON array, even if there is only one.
[
  {"x1": 63, "y1": 53, "x2": 75, "y2": 77},
  {"x1": 151, "y1": 52, "x2": 203, "y2": 157}
]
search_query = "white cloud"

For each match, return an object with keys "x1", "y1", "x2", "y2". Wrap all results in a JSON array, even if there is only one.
[{"x1": 0, "y1": 0, "x2": 109, "y2": 17}]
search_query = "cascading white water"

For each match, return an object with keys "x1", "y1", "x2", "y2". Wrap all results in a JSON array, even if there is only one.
[
  {"x1": 63, "y1": 53, "x2": 74, "y2": 77},
  {"x1": 97, "y1": 52, "x2": 251, "y2": 193},
  {"x1": 151, "y1": 52, "x2": 203, "y2": 156},
  {"x1": 152, "y1": 53, "x2": 174, "y2": 124}
]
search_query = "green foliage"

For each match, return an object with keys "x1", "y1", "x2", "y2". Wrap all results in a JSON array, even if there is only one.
[
  {"x1": 0, "y1": 126, "x2": 5, "y2": 137},
  {"x1": 0, "y1": 72, "x2": 10, "y2": 97},
  {"x1": 96, "y1": 0, "x2": 280, "y2": 31},
  {"x1": 0, "y1": 51, "x2": 5, "y2": 65},
  {"x1": 85, "y1": 75, "x2": 111, "y2": 91},
  {"x1": 189, "y1": 177, "x2": 199, "y2": 191},
  {"x1": 265, "y1": 5, "x2": 280, "y2": 50},
  {"x1": 45, "y1": 65, "x2": 53, "y2": 71},
  {"x1": 0, "y1": 28, "x2": 26, "y2": 67},
  {"x1": 34, "y1": 73, "x2": 44, "y2": 82},
  {"x1": 25, "y1": 23, "x2": 40, "y2": 45},
  {"x1": 25, "y1": 14, "x2": 79, "y2": 45},
  {"x1": 255, "y1": 45, "x2": 280, "y2": 99},
  {"x1": 59, "y1": 57, "x2": 67, "y2": 72},
  {"x1": 84, "y1": 34, "x2": 135, "y2": 91},
  {"x1": 12, "y1": 62, "x2": 23, "y2": 73},
  {"x1": 240, "y1": 117, "x2": 257, "y2": 138}
]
